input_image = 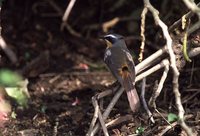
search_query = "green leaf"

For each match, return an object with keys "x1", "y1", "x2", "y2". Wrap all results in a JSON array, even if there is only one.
[
  {"x1": 168, "y1": 113, "x2": 178, "y2": 123},
  {"x1": 136, "y1": 126, "x2": 144, "y2": 134},
  {"x1": 0, "y1": 69, "x2": 22, "y2": 87},
  {"x1": 5, "y1": 79, "x2": 30, "y2": 108}
]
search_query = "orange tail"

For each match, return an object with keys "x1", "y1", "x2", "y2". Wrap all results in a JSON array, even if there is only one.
[{"x1": 122, "y1": 71, "x2": 140, "y2": 112}]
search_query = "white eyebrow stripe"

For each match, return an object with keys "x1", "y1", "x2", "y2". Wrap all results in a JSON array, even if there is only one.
[{"x1": 105, "y1": 34, "x2": 116, "y2": 39}]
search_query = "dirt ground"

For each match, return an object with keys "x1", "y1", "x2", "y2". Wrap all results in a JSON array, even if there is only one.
[{"x1": 0, "y1": 0, "x2": 200, "y2": 136}]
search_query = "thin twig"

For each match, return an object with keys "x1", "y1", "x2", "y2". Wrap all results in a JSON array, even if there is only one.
[
  {"x1": 149, "y1": 61, "x2": 169, "y2": 108},
  {"x1": 61, "y1": 0, "x2": 77, "y2": 31},
  {"x1": 169, "y1": 2, "x2": 200, "y2": 32},
  {"x1": 155, "y1": 109, "x2": 171, "y2": 125},
  {"x1": 89, "y1": 87, "x2": 124, "y2": 136},
  {"x1": 141, "y1": 78, "x2": 155, "y2": 123},
  {"x1": 102, "y1": 17, "x2": 120, "y2": 33},
  {"x1": 182, "y1": 1, "x2": 200, "y2": 34},
  {"x1": 46, "y1": 0, "x2": 63, "y2": 16},
  {"x1": 62, "y1": 0, "x2": 76, "y2": 23},
  {"x1": 182, "y1": 91, "x2": 200, "y2": 104},
  {"x1": 139, "y1": 6, "x2": 155, "y2": 124},
  {"x1": 61, "y1": 23, "x2": 82, "y2": 37},
  {"x1": 0, "y1": 38, "x2": 17, "y2": 63},
  {"x1": 96, "y1": 103, "x2": 109, "y2": 136},
  {"x1": 0, "y1": 7, "x2": 17, "y2": 63},
  {"x1": 158, "y1": 122, "x2": 178, "y2": 136},
  {"x1": 106, "y1": 115, "x2": 132, "y2": 128},
  {"x1": 87, "y1": 96, "x2": 100, "y2": 136},
  {"x1": 139, "y1": 7, "x2": 148, "y2": 62}
]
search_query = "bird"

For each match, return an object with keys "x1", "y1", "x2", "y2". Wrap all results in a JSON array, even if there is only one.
[{"x1": 101, "y1": 34, "x2": 140, "y2": 112}]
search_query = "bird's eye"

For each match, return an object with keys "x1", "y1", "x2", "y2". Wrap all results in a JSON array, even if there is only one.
[
  {"x1": 106, "y1": 36, "x2": 116, "y2": 43},
  {"x1": 105, "y1": 37, "x2": 112, "y2": 42}
]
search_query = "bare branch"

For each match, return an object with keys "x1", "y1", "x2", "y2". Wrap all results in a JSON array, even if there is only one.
[
  {"x1": 182, "y1": 1, "x2": 200, "y2": 14},
  {"x1": 88, "y1": 87, "x2": 124, "y2": 136},
  {"x1": 169, "y1": 2, "x2": 200, "y2": 33},
  {"x1": 62, "y1": 0, "x2": 76, "y2": 23},
  {"x1": 142, "y1": 0, "x2": 194, "y2": 135},
  {"x1": 136, "y1": 59, "x2": 169, "y2": 82},
  {"x1": 135, "y1": 47, "x2": 167, "y2": 74},
  {"x1": 182, "y1": 1, "x2": 200, "y2": 34},
  {"x1": 102, "y1": 18, "x2": 120, "y2": 33}
]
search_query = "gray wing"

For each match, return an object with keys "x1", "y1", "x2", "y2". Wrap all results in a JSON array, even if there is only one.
[
  {"x1": 104, "y1": 49, "x2": 123, "y2": 84},
  {"x1": 123, "y1": 50, "x2": 136, "y2": 84}
]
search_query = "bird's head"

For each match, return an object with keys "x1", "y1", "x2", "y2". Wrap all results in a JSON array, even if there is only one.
[{"x1": 101, "y1": 34, "x2": 124, "y2": 48}]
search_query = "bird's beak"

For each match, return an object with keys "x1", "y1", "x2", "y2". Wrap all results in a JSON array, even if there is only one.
[
  {"x1": 99, "y1": 36, "x2": 104, "y2": 39},
  {"x1": 105, "y1": 40, "x2": 112, "y2": 48},
  {"x1": 99, "y1": 36, "x2": 106, "y2": 44},
  {"x1": 99, "y1": 36, "x2": 105, "y2": 42}
]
